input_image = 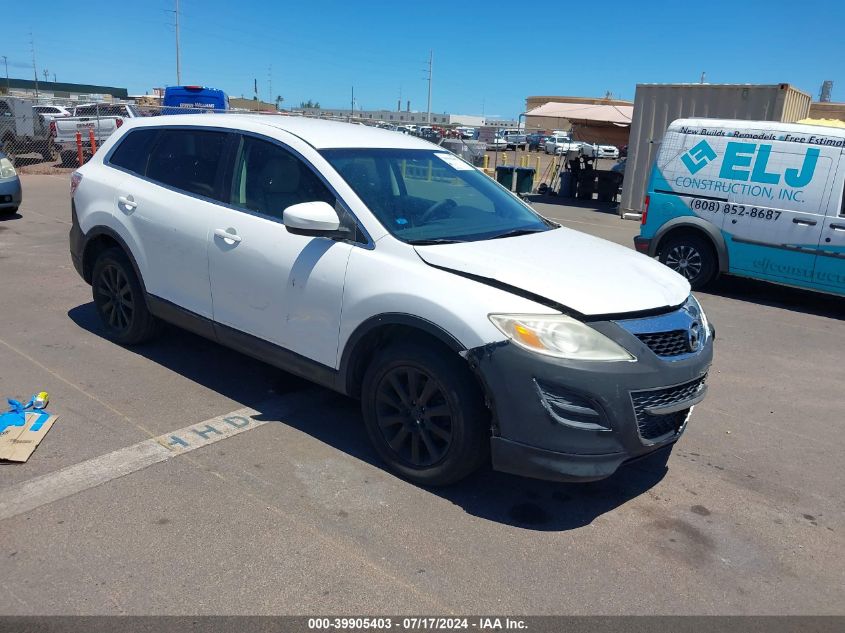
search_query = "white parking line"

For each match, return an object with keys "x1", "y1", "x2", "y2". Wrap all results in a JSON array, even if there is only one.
[{"x1": 0, "y1": 402, "x2": 292, "y2": 521}]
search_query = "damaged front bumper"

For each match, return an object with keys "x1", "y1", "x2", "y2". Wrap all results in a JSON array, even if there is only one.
[{"x1": 466, "y1": 319, "x2": 713, "y2": 482}]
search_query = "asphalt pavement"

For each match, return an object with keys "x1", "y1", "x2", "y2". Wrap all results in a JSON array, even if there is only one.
[{"x1": 0, "y1": 175, "x2": 843, "y2": 615}]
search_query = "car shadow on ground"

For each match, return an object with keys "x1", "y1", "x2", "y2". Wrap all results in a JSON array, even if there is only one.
[
  {"x1": 69, "y1": 301, "x2": 667, "y2": 532},
  {"x1": 526, "y1": 194, "x2": 620, "y2": 215},
  {"x1": 0, "y1": 213, "x2": 23, "y2": 222},
  {"x1": 702, "y1": 275, "x2": 844, "y2": 321}
]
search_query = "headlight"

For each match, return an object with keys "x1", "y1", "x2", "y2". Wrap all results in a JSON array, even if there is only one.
[
  {"x1": 489, "y1": 314, "x2": 635, "y2": 361},
  {"x1": 0, "y1": 157, "x2": 16, "y2": 179},
  {"x1": 685, "y1": 294, "x2": 710, "y2": 340}
]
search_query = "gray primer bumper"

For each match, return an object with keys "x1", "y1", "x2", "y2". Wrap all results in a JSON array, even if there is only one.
[{"x1": 466, "y1": 319, "x2": 713, "y2": 482}]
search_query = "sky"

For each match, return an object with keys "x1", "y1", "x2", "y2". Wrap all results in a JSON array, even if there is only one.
[{"x1": 3, "y1": 0, "x2": 844, "y2": 119}]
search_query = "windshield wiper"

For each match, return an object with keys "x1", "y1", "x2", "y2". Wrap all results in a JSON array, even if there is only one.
[
  {"x1": 407, "y1": 238, "x2": 464, "y2": 245},
  {"x1": 488, "y1": 228, "x2": 546, "y2": 240}
]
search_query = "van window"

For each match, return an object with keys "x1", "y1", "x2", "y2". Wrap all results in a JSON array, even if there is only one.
[
  {"x1": 146, "y1": 128, "x2": 229, "y2": 199},
  {"x1": 230, "y1": 136, "x2": 334, "y2": 219},
  {"x1": 108, "y1": 129, "x2": 160, "y2": 176}
]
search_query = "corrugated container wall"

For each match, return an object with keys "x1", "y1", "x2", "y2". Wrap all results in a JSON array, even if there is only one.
[{"x1": 619, "y1": 83, "x2": 811, "y2": 216}]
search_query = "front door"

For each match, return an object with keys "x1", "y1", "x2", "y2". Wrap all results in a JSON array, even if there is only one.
[{"x1": 206, "y1": 133, "x2": 353, "y2": 368}]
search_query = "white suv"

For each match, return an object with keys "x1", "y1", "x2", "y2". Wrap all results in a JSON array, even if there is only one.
[{"x1": 69, "y1": 115, "x2": 713, "y2": 485}]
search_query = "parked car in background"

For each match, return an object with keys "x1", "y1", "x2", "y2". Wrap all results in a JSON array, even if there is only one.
[
  {"x1": 544, "y1": 135, "x2": 579, "y2": 155},
  {"x1": 70, "y1": 114, "x2": 713, "y2": 485},
  {"x1": 594, "y1": 144, "x2": 620, "y2": 159},
  {"x1": 486, "y1": 134, "x2": 508, "y2": 151},
  {"x1": 419, "y1": 127, "x2": 442, "y2": 143},
  {"x1": 162, "y1": 85, "x2": 229, "y2": 113},
  {"x1": 455, "y1": 126, "x2": 476, "y2": 139},
  {"x1": 33, "y1": 105, "x2": 72, "y2": 122},
  {"x1": 0, "y1": 96, "x2": 53, "y2": 160},
  {"x1": 53, "y1": 103, "x2": 143, "y2": 166},
  {"x1": 526, "y1": 133, "x2": 549, "y2": 152},
  {"x1": 0, "y1": 150, "x2": 22, "y2": 214},
  {"x1": 503, "y1": 131, "x2": 527, "y2": 150},
  {"x1": 578, "y1": 141, "x2": 599, "y2": 158}
]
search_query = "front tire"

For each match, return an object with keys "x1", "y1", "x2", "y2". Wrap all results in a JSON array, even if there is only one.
[
  {"x1": 659, "y1": 233, "x2": 717, "y2": 290},
  {"x1": 361, "y1": 342, "x2": 489, "y2": 486},
  {"x1": 91, "y1": 247, "x2": 160, "y2": 345}
]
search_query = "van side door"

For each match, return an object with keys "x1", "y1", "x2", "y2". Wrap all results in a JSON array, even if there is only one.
[
  {"x1": 724, "y1": 143, "x2": 831, "y2": 286},
  {"x1": 814, "y1": 152, "x2": 845, "y2": 295}
]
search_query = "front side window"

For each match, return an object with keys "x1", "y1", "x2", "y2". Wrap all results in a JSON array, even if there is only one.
[
  {"x1": 230, "y1": 136, "x2": 334, "y2": 219},
  {"x1": 322, "y1": 148, "x2": 552, "y2": 244},
  {"x1": 146, "y1": 128, "x2": 228, "y2": 199}
]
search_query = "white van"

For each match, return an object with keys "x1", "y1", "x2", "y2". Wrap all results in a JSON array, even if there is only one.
[
  {"x1": 636, "y1": 118, "x2": 845, "y2": 295},
  {"x1": 69, "y1": 115, "x2": 713, "y2": 485}
]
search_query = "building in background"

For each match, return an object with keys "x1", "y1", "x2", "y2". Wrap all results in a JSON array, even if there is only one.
[
  {"x1": 620, "y1": 83, "x2": 811, "y2": 218},
  {"x1": 296, "y1": 107, "x2": 505, "y2": 127},
  {"x1": 1, "y1": 78, "x2": 128, "y2": 102}
]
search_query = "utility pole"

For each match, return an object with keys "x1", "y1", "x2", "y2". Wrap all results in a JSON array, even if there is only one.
[
  {"x1": 29, "y1": 32, "x2": 39, "y2": 97},
  {"x1": 175, "y1": 0, "x2": 182, "y2": 84},
  {"x1": 42, "y1": 68, "x2": 49, "y2": 83},
  {"x1": 1, "y1": 56, "x2": 9, "y2": 94},
  {"x1": 350, "y1": 85, "x2": 354, "y2": 122},
  {"x1": 700, "y1": 71, "x2": 706, "y2": 84},
  {"x1": 426, "y1": 50, "x2": 433, "y2": 124}
]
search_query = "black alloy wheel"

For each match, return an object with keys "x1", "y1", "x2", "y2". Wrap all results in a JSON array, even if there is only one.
[
  {"x1": 95, "y1": 263, "x2": 134, "y2": 332},
  {"x1": 91, "y1": 247, "x2": 160, "y2": 345},
  {"x1": 374, "y1": 365, "x2": 454, "y2": 468},
  {"x1": 361, "y1": 342, "x2": 488, "y2": 486}
]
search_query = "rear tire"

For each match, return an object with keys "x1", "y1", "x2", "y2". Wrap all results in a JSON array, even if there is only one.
[
  {"x1": 91, "y1": 247, "x2": 160, "y2": 345},
  {"x1": 361, "y1": 341, "x2": 489, "y2": 486},
  {"x1": 659, "y1": 233, "x2": 717, "y2": 290}
]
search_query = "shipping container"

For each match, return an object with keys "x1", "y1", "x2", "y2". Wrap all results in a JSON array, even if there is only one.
[{"x1": 619, "y1": 83, "x2": 811, "y2": 217}]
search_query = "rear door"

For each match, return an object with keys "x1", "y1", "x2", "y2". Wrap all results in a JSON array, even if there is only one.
[
  {"x1": 205, "y1": 132, "x2": 354, "y2": 367},
  {"x1": 110, "y1": 126, "x2": 230, "y2": 318}
]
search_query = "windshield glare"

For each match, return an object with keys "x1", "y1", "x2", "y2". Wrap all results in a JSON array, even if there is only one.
[{"x1": 321, "y1": 148, "x2": 552, "y2": 243}]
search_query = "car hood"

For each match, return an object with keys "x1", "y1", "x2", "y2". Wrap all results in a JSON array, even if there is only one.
[{"x1": 414, "y1": 227, "x2": 689, "y2": 317}]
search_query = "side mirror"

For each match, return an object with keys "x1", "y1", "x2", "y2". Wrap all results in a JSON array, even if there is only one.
[{"x1": 283, "y1": 201, "x2": 345, "y2": 237}]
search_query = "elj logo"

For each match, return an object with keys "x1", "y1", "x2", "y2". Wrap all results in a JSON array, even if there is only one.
[{"x1": 681, "y1": 140, "x2": 717, "y2": 174}]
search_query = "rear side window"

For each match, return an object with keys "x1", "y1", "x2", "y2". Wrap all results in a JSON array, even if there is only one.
[
  {"x1": 146, "y1": 128, "x2": 229, "y2": 199},
  {"x1": 108, "y1": 129, "x2": 160, "y2": 176}
]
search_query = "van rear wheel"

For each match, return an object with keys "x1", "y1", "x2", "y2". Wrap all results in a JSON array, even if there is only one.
[
  {"x1": 659, "y1": 233, "x2": 717, "y2": 290},
  {"x1": 361, "y1": 342, "x2": 488, "y2": 486}
]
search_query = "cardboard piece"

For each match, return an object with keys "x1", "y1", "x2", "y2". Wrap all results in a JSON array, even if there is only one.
[{"x1": 0, "y1": 411, "x2": 59, "y2": 462}]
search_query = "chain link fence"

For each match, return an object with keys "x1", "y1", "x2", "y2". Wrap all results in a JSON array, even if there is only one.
[{"x1": 0, "y1": 93, "x2": 501, "y2": 175}]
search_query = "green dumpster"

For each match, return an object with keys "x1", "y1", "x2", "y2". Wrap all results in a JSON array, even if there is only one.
[
  {"x1": 495, "y1": 165, "x2": 516, "y2": 190},
  {"x1": 515, "y1": 167, "x2": 535, "y2": 194}
]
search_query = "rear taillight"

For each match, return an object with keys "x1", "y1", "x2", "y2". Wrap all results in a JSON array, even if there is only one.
[
  {"x1": 49, "y1": 121, "x2": 57, "y2": 137},
  {"x1": 70, "y1": 172, "x2": 83, "y2": 198},
  {"x1": 115, "y1": 118, "x2": 124, "y2": 128},
  {"x1": 641, "y1": 195, "x2": 650, "y2": 225}
]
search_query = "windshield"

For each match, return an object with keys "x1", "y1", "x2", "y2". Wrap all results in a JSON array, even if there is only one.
[{"x1": 321, "y1": 148, "x2": 553, "y2": 243}]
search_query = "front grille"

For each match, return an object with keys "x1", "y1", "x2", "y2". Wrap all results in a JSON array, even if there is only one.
[
  {"x1": 631, "y1": 375, "x2": 706, "y2": 441},
  {"x1": 636, "y1": 330, "x2": 689, "y2": 357}
]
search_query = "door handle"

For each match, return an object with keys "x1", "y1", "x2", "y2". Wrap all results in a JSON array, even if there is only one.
[
  {"x1": 117, "y1": 195, "x2": 137, "y2": 211},
  {"x1": 830, "y1": 223, "x2": 845, "y2": 231},
  {"x1": 214, "y1": 228, "x2": 242, "y2": 243},
  {"x1": 792, "y1": 218, "x2": 817, "y2": 226}
]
